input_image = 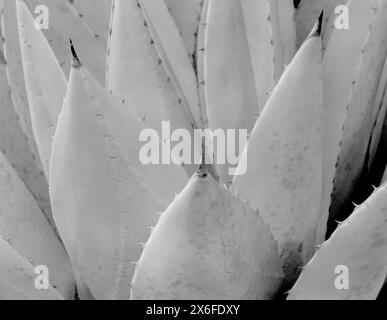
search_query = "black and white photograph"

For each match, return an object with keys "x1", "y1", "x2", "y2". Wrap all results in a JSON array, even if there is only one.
[{"x1": 0, "y1": 0, "x2": 386, "y2": 308}]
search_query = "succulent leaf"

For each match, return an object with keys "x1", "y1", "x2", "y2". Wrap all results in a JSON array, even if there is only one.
[
  {"x1": 0, "y1": 237, "x2": 64, "y2": 300},
  {"x1": 87, "y1": 45, "x2": 189, "y2": 205},
  {"x1": 320, "y1": 0, "x2": 378, "y2": 225},
  {"x1": 50, "y1": 54, "x2": 165, "y2": 300},
  {"x1": 240, "y1": 0, "x2": 276, "y2": 115},
  {"x1": 138, "y1": 0, "x2": 202, "y2": 129},
  {"x1": 288, "y1": 183, "x2": 387, "y2": 300},
  {"x1": 72, "y1": 0, "x2": 113, "y2": 51},
  {"x1": 107, "y1": 0, "x2": 200, "y2": 177},
  {"x1": 24, "y1": 0, "x2": 106, "y2": 83},
  {"x1": 367, "y1": 55, "x2": 387, "y2": 173},
  {"x1": 232, "y1": 19, "x2": 323, "y2": 281},
  {"x1": 1, "y1": 0, "x2": 42, "y2": 170},
  {"x1": 196, "y1": 0, "x2": 209, "y2": 126},
  {"x1": 131, "y1": 166, "x2": 284, "y2": 300},
  {"x1": 204, "y1": 0, "x2": 259, "y2": 183},
  {"x1": 164, "y1": 0, "x2": 204, "y2": 66},
  {"x1": 268, "y1": 0, "x2": 297, "y2": 83},
  {"x1": 0, "y1": 150, "x2": 75, "y2": 299},
  {"x1": 330, "y1": 0, "x2": 387, "y2": 218},
  {"x1": 0, "y1": 18, "x2": 53, "y2": 228},
  {"x1": 17, "y1": 0, "x2": 67, "y2": 179}
]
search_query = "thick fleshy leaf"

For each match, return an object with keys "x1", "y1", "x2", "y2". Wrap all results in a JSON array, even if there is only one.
[
  {"x1": 72, "y1": 0, "x2": 112, "y2": 51},
  {"x1": 0, "y1": 9, "x2": 53, "y2": 228},
  {"x1": 131, "y1": 165, "x2": 284, "y2": 300},
  {"x1": 330, "y1": 0, "x2": 387, "y2": 217},
  {"x1": 232, "y1": 20, "x2": 323, "y2": 281},
  {"x1": 240, "y1": 0, "x2": 275, "y2": 115},
  {"x1": 241, "y1": 0, "x2": 296, "y2": 112},
  {"x1": 367, "y1": 56, "x2": 387, "y2": 172},
  {"x1": 0, "y1": 238, "x2": 64, "y2": 300},
  {"x1": 138, "y1": 0, "x2": 202, "y2": 129},
  {"x1": 193, "y1": 0, "x2": 220, "y2": 179},
  {"x1": 204, "y1": 0, "x2": 259, "y2": 183},
  {"x1": 381, "y1": 119, "x2": 387, "y2": 184},
  {"x1": 107, "y1": 0, "x2": 200, "y2": 177},
  {"x1": 196, "y1": 0, "x2": 209, "y2": 126},
  {"x1": 320, "y1": 0, "x2": 378, "y2": 224},
  {"x1": 0, "y1": 150, "x2": 75, "y2": 299},
  {"x1": 106, "y1": 0, "x2": 167, "y2": 134},
  {"x1": 87, "y1": 52, "x2": 188, "y2": 206},
  {"x1": 321, "y1": 0, "x2": 350, "y2": 53},
  {"x1": 268, "y1": 0, "x2": 297, "y2": 82},
  {"x1": 24, "y1": 0, "x2": 106, "y2": 83},
  {"x1": 50, "y1": 57, "x2": 165, "y2": 300},
  {"x1": 164, "y1": 0, "x2": 203, "y2": 65},
  {"x1": 288, "y1": 184, "x2": 387, "y2": 300},
  {"x1": 1, "y1": 0, "x2": 41, "y2": 168},
  {"x1": 17, "y1": 0, "x2": 67, "y2": 178}
]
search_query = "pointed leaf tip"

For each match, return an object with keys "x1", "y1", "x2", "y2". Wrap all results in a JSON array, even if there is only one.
[
  {"x1": 196, "y1": 163, "x2": 208, "y2": 177},
  {"x1": 317, "y1": 10, "x2": 324, "y2": 34},
  {"x1": 196, "y1": 136, "x2": 208, "y2": 178},
  {"x1": 309, "y1": 10, "x2": 324, "y2": 38},
  {"x1": 70, "y1": 39, "x2": 81, "y2": 68}
]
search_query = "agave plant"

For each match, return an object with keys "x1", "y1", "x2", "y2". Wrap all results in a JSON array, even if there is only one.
[{"x1": 0, "y1": 0, "x2": 387, "y2": 300}]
